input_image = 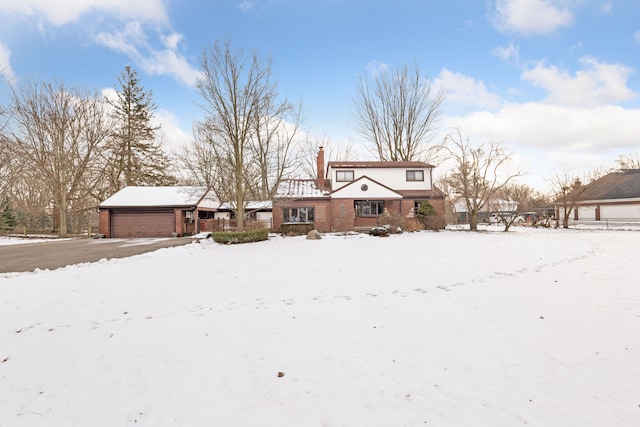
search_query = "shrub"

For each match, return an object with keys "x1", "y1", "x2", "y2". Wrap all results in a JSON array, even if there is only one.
[
  {"x1": 416, "y1": 200, "x2": 445, "y2": 231},
  {"x1": 403, "y1": 219, "x2": 424, "y2": 232},
  {"x1": 280, "y1": 222, "x2": 315, "y2": 235},
  {"x1": 423, "y1": 215, "x2": 447, "y2": 231},
  {"x1": 211, "y1": 228, "x2": 269, "y2": 244}
]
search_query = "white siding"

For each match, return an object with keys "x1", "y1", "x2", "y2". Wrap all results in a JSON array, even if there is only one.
[
  {"x1": 577, "y1": 205, "x2": 596, "y2": 220},
  {"x1": 329, "y1": 167, "x2": 432, "y2": 191},
  {"x1": 600, "y1": 204, "x2": 640, "y2": 219},
  {"x1": 331, "y1": 178, "x2": 402, "y2": 199}
]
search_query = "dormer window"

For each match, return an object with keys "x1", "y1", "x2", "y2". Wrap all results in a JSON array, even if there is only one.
[
  {"x1": 336, "y1": 170, "x2": 354, "y2": 182},
  {"x1": 406, "y1": 170, "x2": 424, "y2": 181}
]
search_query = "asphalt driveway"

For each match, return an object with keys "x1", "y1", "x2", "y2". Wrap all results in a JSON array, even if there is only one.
[{"x1": 0, "y1": 237, "x2": 195, "y2": 274}]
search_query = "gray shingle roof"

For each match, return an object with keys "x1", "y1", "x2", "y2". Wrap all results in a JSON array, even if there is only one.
[{"x1": 577, "y1": 169, "x2": 640, "y2": 201}]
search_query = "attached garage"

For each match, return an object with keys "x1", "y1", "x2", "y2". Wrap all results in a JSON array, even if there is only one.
[
  {"x1": 110, "y1": 209, "x2": 175, "y2": 238},
  {"x1": 98, "y1": 186, "x2": 212, "y2": 238}
]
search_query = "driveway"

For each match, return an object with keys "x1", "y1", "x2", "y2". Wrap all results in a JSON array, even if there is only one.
[{"x1": 0, "y1": 237, "x2": 195, "y2": 274}]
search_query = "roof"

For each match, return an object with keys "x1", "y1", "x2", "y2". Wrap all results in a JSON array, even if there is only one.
[
  {"x1": 274, "y1": 179, "x2": 331, "y2": 199},
  {"x1": 327, "y1": 161, "x2": 435, "y2": 169},
  {"x1": 98, "y1": 186, "x2": 209, "y2": 208},
  {"x1": 577, "y1": 169, "x2": 640, "y2": 201}
]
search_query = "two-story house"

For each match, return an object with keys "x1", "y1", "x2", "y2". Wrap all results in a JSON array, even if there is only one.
[{"x1": 272, "y1": 147, "x2": 446, "y2": 233}]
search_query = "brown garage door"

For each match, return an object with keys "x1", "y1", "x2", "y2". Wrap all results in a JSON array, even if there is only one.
[{"x1": 111, "y1": 209, "x2": 175, "y2": 238}]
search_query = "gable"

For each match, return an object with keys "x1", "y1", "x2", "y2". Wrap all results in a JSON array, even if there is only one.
[{"x1": 330, "y1": 176, "x2": 402, "y2": 199}]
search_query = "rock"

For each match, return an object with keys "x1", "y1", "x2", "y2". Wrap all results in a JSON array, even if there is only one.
[{"x1": 306, "y1": 229, "x2": 322, "y2": 240}]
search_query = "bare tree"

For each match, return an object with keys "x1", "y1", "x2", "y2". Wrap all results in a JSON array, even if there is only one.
[
  {"x1": 195, "y1": 39, "x2": 294, "y2": 231},
  {"x1": 440, "y1": 128, "x2": 525, "y2": 231},
  {"x1": 9, "y1": 81, "x2": 111, "y2": 237},
  {"x1": 548, "y1": 172, "x2": 587, "y2": 229},
  {"x1": 615, "y1": 153, "x2": 640, "y2": 169},
  {"x1": 354, "y1": 62, "x2": 445, "y2": 162},
  {"x1": 250, "y1": 99, "x2": 304, "y2": 199},
  {"x1": 174, "y1": 129, "x2": 218, "y2": 187},
  {"x1": 298, "y1": 135, "x2": 357, "y2": 179}
]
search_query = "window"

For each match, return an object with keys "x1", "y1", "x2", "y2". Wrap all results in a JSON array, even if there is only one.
[
  {"x1": 406, "y1": 170, "x2": 424, "y2": 181},
  {"x1": 336, "y1": 170, "x2": 354, "y2": 182},
  {"x1": 355, "y1": 200, "x2": 385, "y2": 216},
  {"x1": 282, "y1": 207, "x2": 315, "y2": 223}
]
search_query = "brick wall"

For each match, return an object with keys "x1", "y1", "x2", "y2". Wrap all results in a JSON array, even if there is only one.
[
  {"x1": 98, "y1": 210, "x2": 110, "y2": 237},
  {"x1": 273, "y1": 199, "x2": 331, "y2": 233}
]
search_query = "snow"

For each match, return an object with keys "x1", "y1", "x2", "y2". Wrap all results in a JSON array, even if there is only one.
[
  {"x1": 98, "y1": 186, "x2": 208, "y2": 207},
  {"x1": 0, "y1": 236, "x2": 65, "y2": 246},
  {"x1": 1, "y1": 228, "x2": 639, "y2": 426}
]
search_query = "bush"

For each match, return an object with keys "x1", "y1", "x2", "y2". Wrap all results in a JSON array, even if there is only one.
[
  {"x1": 423, "y1": 215, "x2": 447, "y2": 231},
  {"x1": 211, "y1": 228, "x2": 269, "y2": 244},
  {"x1": 281, "y1": 222, "x2": 315, "y2": 235},
  {"x1": 403, "y1": 219, "x2": 424, "y2": 232}
]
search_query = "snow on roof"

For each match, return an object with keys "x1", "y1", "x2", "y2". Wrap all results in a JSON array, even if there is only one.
[
  {"x1": 99, "y1": 186, "x2": 209, "y2": 208},
  {"x1": 274, "y1": 179, "x2": 330, "y2": 198}
]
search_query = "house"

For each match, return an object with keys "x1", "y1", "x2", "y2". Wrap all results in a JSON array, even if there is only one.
[
  {"x1": 564, "y1": 169, "x2": 640, "y2": 221},
  {"x1": 97, "y1": 186, "x2": 214, "y2": 238},
  {"x1": 272, "y1": 147, "x2": 446, "y2": 233}
]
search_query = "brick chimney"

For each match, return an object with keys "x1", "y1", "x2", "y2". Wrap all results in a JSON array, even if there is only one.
[{"x1": 316, "y1": 146, "x2": 325, "y2": 190}]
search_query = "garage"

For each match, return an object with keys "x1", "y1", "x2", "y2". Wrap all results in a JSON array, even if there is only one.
[{"x1": 110, "y1": 209, "x2": 175, "y2": 238}]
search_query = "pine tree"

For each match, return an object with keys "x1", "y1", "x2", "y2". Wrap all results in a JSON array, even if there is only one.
[
  {"x1": 105, "y1": 66, "x2": 174, "y2": 189},
  {"x1": 0, "y1": 196, "x2": 17, "y2": 232}
]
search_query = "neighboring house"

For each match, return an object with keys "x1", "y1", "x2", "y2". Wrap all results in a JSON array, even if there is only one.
[
  {"x1": 452, "y1": 198, "x2": 519, "y2": 224},
  {"x1": 98, "y1": 186, "x2": 213, "y2": 238},
  {"x1": 272, "y1": 147, "x2": 446, "y2": 233},
  {"x1": 562, "y1": 169, "x2": 640, "y2": 221}
]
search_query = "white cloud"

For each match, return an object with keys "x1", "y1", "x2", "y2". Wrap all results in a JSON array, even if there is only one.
[
  {"x1": 493, "y1": 0, "x2": 574, "y2": 35},
  {"x1": 434, "y1": 69, "x2": 502, "y2": 110},
  {"x1": 0, "y1": 42, "x2": 16, "y2": 82},
  {"x1": 491, "y1": 42, "x2": 520, "y2": 63},
  {"x1": 153, "y1": 109, "x2": 191, "y2": 153},
  {"x1": 443, "y1": 102, "x2": 640, "y2": 189},
  {"x1": 139, "y1": 48, "x2": 202, "y2": 87},
  {"x1": 0, "y1": 0, "x2": 168, "y2": 26},
  {"x1": 237, "y1": 1, "x2": 259, "y2": 14},
  {"x1": 94, "y1": 21, "x2": 144, "y2": 57},
  {"x1": 634, "y1": 30, "x2": 640, "y2": 45},
  {"x1": 600, "y1": 1, "x2": 612, "y2": 15},
  {"x1": 522, "y1": 57, "x2": 636, "y2": 107},
  {"x1": 365, "y1": 60, "x2": 388, "y2": 77},
  {"x1": 449, "y1": 103, "x2": 639, "y2": 151},
  {"x1": 95, "y1": 24, "x2": 202, "y2": 87}
]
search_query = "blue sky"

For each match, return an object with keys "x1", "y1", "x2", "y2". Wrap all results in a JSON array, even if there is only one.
[{"x1": 1, "y1": 0, "x2": 639, "y2": 192}]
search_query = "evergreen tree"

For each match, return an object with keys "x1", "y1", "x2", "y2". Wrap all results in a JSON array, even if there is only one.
[
  {"x1": 105, "y1": 66, "x2": 174, "y2": 189},
  {"x1": 0, "y1": 196, "x2": 17, "y2": 232}
]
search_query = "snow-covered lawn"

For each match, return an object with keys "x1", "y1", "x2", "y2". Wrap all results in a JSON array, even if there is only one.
[{"x1": 1, "y1": 228, "x2": 639, "y2": 426}]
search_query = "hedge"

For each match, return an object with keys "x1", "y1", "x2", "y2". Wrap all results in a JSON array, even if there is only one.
[
  {"x1": 211, "y1": 228, "x2": 269, "y2": 244},
  {"x1": 280, "y1": 222, "x2": 315, "y2": 235}
]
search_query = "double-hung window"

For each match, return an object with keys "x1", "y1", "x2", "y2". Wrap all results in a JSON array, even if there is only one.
[
  {"x1": 336, "y1": 170, "x2": 354, "y2": 182},
  {"x1": 406, "y1": 170, "x2": 424, "y2": 181}
]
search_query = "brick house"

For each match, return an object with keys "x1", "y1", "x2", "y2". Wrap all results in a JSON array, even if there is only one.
[{"x1": 272, "y1": 147, "x2": 446, "y2": 233}]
